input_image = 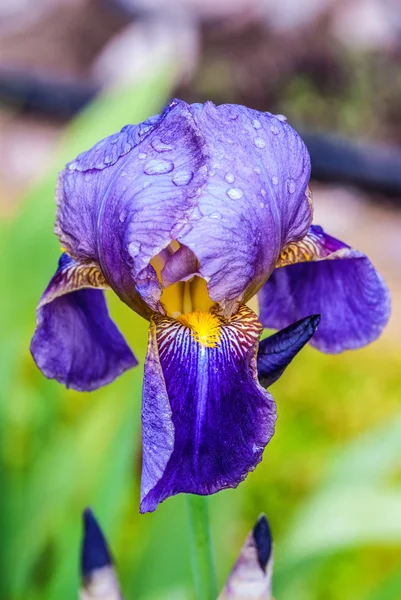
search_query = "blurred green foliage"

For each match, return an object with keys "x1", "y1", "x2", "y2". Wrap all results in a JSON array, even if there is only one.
[{"x1": 1, "y1": 69, "x2": 401, "y2": 600}]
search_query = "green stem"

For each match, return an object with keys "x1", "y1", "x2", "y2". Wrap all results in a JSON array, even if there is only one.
[{"x1": 186, "y1": 495, "x2": 217, "y2": 600}]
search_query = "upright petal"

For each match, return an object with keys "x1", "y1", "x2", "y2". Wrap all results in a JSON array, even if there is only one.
[
  {"x1": 258, "y1": 225, "x2": 390, "y2": 353},
  {"x1": 140, "y1": 306, "x2": 276, "y2": 513},
  {"x1": 257, "y1": 315, "x2": 320, "y2": 387},
  {"x1": 31, "y1": 254, "x2": 136, "y2": 391},
  {"x1": 219, "y1": 514, "x2": 274, "y2": 599},
  {"x1": 80, "y1": 508, "x2": 123, "y2": 600},
  {"x1": 55, "y1": 100, "x2": 312, "y2": 316}
]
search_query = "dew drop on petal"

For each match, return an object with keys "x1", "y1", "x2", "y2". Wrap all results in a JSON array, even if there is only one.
[
  {"x1": 254, "y1": 166, "x2": 261, "y2": 175},
  {"x1": 138, "y1": 153, "x2": 147, "y2": 160},
  {"x1": 276, "y1": 114, "x2": 287, "y2": 122},
  {"x1": 119, "y1": 209, "x2": 128, "y2": 222},
  {"x1": 260, "y1": 202, "x2": 265, "y2": 208},
  {"x1": 272, "y1": 175, "x2": 279, "y2": 185},
  {"x1": 144, "y1": 159, "x2": 174, "y2": 175},
  {"x1": 110, "y1": 137, "x2": 118, "y2": 145},
  {"x1": 122, "y1": 184, "x2": 128, "y2": 191},
  {"x1": 172, "y1": 170, "x2": 194, "y2": 186},
  {"x1": 287, "y1": 178, "x2": 296, "y2": 193},
  {"x1": 151, "y1": 138, "x2": 173, "y2": 153},
  {"x1": 252, "y1": 119, "x2": 262, "y2": 129},
  {"x1": 209, "y1": 212, "x2": 222, "y2": 220},
  {"x1": 261, "y1": 188, "x2": 267, "y2": 197},
  {"x1": 270, "y1": 124, "x2": 279, "y2": 135},
  {"x1": 121, "y1": 170, "x2": 127, "y2": 177},
  {"x1": 104, "y1": 154, "x2": 112, "y2": 164},
  {"x1": 225, "y1": 173, "x2": 235, "y2": 183},
  {"x1": 254, "y1": 137, "x2": 266, "y2": 149},
  {"x1": 228, "y1": 111, "x2": 238, "y2": 120},
  {"x1": 123, "y1": 143, "x2": 131, "y2": 153},
  {"x1": 128, "y1": 241, "x2": 141, "y2": 257},
  {"x1": 227, "y1": 187, "x2": 244, "y2": 200},
  {"x1": 171, "y1": 221, "x2": 193, "y2": 238}
]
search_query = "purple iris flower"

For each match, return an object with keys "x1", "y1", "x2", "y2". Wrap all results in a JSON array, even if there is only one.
[{"x1": 31, "y1": 99, "x2": 390, "y2": 513}]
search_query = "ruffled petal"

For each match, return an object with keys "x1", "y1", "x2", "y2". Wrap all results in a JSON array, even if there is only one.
[
  {"x1": 218, "y1": 514, "x2": 273, "y2": 599},
  {"x1": 56, "y1": 99, "x2": 311, "y2": 315},
  {"x1": 258, "y1": 226, "x2": 390, "y2": 353},
  {"x1": 257, "y1": 315, "x2": 320, "y2": 387},
  {"x1": 80, "y1": 509, "x2": 122, "y2": 600},
  {"x1": 30, "y1": 254, "x2": 136, "y2": 391},
  {"x1": 140, "y1": 306, "x2": 276, "y2": 513}
]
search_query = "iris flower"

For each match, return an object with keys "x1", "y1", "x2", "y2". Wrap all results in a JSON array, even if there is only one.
[
  {"x1": 80, "y1": 508, "x2": 273, "y2": 599},
  {"x1": 31, "y1": 100, "x2": 390, "y2": 513}
]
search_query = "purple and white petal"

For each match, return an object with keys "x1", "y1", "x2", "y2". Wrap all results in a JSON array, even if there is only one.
[
  {"x1": 257, "y1": 315, "x2": 320, "y2": 387},
  {"x1": 80, "y1": 509, "x2": 123, "y2": 600},
  {"x1": 55, "y1": 100, "x2": 312, "y2": 315},
  {"x1": 140, "y1": 306, "x2": 276, "y2": 513},
  {"x1": 219, "y1": 514, "x2": 273, "y2": 599},
  {"x1": 31, "y1": 254, "x2": 136, "y2": 391},
  {"x1": 259, "y1": 225, "x2": 390, "y2": 353}
]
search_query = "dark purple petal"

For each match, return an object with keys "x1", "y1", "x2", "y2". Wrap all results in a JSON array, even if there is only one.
[
  {"x1": 56, "y1": 100, "x2": 311, "y2": 314},
  {"x1": 140, "y1": 306, "x2": 276, "y2": 513},
  {"x1": 80, "y1": 509, "x2": 122, "y2": 599},
  {"x1": 31, "y1": 255, "x2": 136, "y2": 391},
  {"x1": 259, "y1": 226, "x2": 390, "y2": 353},
  {"x1": 218, "y1": 514, "x2": 273, "y2": 599},
  {"x1": 257, "y1": 315, "x2": 320, "y2": 387}
]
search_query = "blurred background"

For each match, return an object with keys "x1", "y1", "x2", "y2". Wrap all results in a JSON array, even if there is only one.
[{"x1": 1, "y1": 0, "x2": 401, "y2": 598}]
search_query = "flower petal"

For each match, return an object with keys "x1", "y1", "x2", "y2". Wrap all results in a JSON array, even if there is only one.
[
  {"x1": 80, "y1": 508, "x2": 123, "y2": 600},
  {"x1": 56, "y1": 100, "x2": 311, "y2": 315},
  {"x1": 258, "y1": 225, "x2": 390, "y2": 353},
  {"x1": 140, "y1": 306, "x2": 276, "y2": 513},
  {"x1": 257, "y1": 315, "x2": 320, "y2": 387},
  {"x1": 30, "y1": 254, "x2": 136, "y2": 391},
  {"x1": 218, "y1": 514, "x2": 273, "y2": 599}
]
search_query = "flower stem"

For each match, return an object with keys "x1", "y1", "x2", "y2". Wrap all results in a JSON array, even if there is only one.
[{"x1": 186, "y1": 495, "x2": 217, "y2": 600}]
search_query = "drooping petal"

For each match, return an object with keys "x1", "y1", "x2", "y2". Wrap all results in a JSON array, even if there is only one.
[
  {"x1": 218, "y1": 514, "x2": 274, "y2": 599},
  {"x1": 55, "y1": 100, "x2": 312, "y2": 315},
  {"x1": 140, "y1": 305, "x2": 276, "y2": 513},
  {"x1": 257, "y1": 315, "x2": 320, "y2": 387},
  {"x1": 30, "y1": 254, "x2": 136, "y2": 391},
  {"x1": 80, "y1": 508, "x2": 123, "y2": 600},
  {"x1": 258, "y1": 225, "x2": 390, "y2": 353}
]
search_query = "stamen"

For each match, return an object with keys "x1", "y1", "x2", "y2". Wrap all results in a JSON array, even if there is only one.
[{"x1": 177, "y1": 311, "x2": 222, "y2": 348}]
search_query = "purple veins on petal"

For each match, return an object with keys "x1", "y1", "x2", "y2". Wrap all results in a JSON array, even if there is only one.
[
  {"x1": 30, "y1": 254, "x2": 136, "y2": 391},
  {"x1": 140, "y1": 305, "x2": 276, "y2": 513},
  {"x1": 259, "y1": 224, "x2": 390, "y2": 353}
]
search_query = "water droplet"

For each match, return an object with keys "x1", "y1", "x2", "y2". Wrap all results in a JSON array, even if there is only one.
[
  {"x1": 254, "y1": 166, "x2": 261, "y2": 175},
  {"x1": 138, "y1": 153, "x2": 147, "y2": 160},
  {"x1": 104, "y1": 154, "x2": 112, "y2": 164},
  {"x1": 171, "y1": 221, "x2": 193, "y2": 238},
  {"x1": 123, "y1": 143, "x2": 131, "y2": 153},
  {"x1": 121, "y1": 170, "x2": 127, "y2": 177},
  {"x1": 272, "y1": 175, "x2": 279, "y2": 185},
  {"x1": 144, "y1": 159, "x2": 174, "y2": 175},
  {"x1": 270, "y1": 124, "x2": 279, "y2": 135},
  {"x1": 119, "y1": 209, "x2": 128, "y2": 222},
  {"x1": 209, "y1": 212, "x2": 222, "y2": 220},
  {"x1": 122, "y1": 184, "x2": 128, "y2": 191},
  {"x1": 139, "y1": 125, "x2": 152, "y2": 137},
  {"x1": 252, "y1": 119, "x2": 261, "y2": 130},
  {"x1": 151, "y1": 138, "x2": 173, "y2": 153},
  {"x1": 227, "y1": 187, "x2": 244, "y2": 200},
  {"x1": 172, "y1": 170, "x2": 194, "y2": 186},
  {"x1": 228, "y1": 111, "x2": 238, "y2": 120},
  {"x1": 128, "y1": 241, "x2": 141, "y2": 257},
  {"x1": 287, "y1": 178, "x2": 296, "y2": 193},
  {"x1": 110, "y1": 136, "x2": 118, "y2": 145},
  {"x1": 261, "y1": 188, "x2": 266, "y2": 197},
  {"x1": 276, "y1": 114, "x2": 287, "y2": 122},
  {"x1": 260, "y1": 202, "x2": 265, "y2": 208},
  {"x1": 209, "y1": 170, "x2": 216, "y2": 177},
  {"x1": 224, "y1": 173, "x2": 235, "y2": 183},
  {"x1": 254, "y1": 137, "x2": 266, "y2": 149}
]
